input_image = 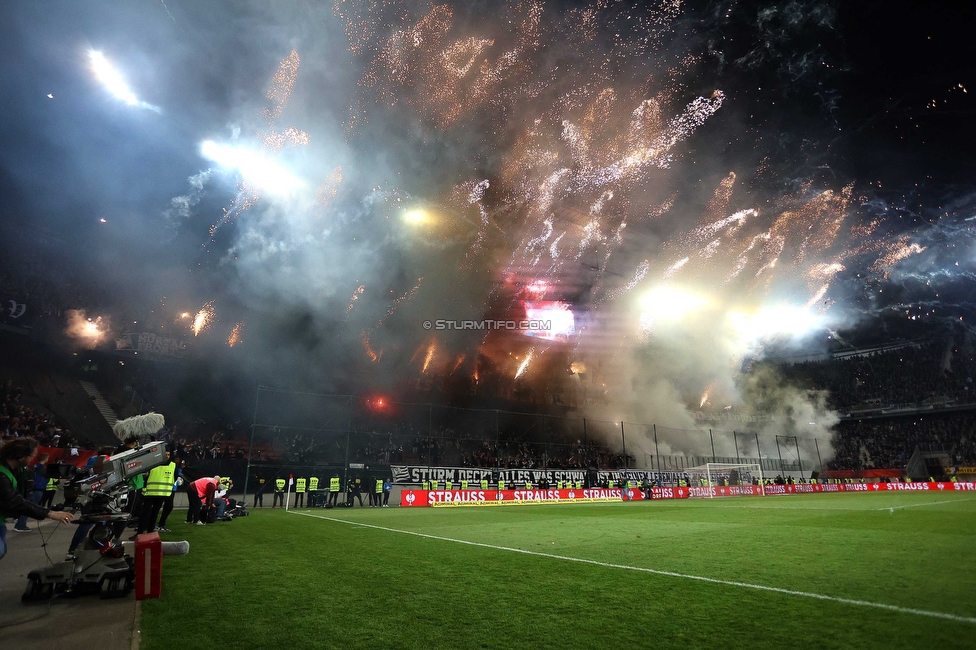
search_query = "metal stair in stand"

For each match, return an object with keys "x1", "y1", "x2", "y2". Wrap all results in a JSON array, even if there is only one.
[{"x1": 78, "y1": 380, "x2": 120, "y2": 434}]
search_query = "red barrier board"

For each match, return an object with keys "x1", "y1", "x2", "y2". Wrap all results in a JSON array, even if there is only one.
[
  {"x1": 135, "y1": 532, "x2": 162, "y2": 600},
  {"x1": 401, "y1": 487, "x2": 650, "y2": 507},
  {"x1": 399, "y1": 482, "x2": 975, "y2": 506}
]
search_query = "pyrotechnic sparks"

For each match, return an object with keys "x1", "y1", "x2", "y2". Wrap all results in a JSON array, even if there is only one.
[
  {"x1": 451, "y1": 354, "x2": 466, "y2": 374},
  {"x1": 870, "y1": 240, "x2": 927, "y2": 279},
  {"x1": 604, "y1": 260, "x2": 650, "y2": 302},
  {"x1": 360, "y1": 278, "x2": 423, "y2": 360},
  {"x1": 699, "y1": 387, "x2": 711, "y2": 408},
  {"x1": 663, "y1": 257, "x2": 689, "y2": 278},
  {"x1": 262, "y1": 127, "x2": 310, "y2": 153},
  {"x1": 317, "y1": 167, "x2": 344, "y2": 208},
  {"x1": 264, "y1": 50, "x2": 300, "y2": 123},
  {"x1": 146, "y1": 0, "x2": 957, "y2": 430},
  {"x1": 422, "y1": 340, "x2": 436, "y2": 373},
  {"x1": 200, "y1": 140, "x2": 304, "y2": 196},
  {"x1": 346, "y1": 284, "x2": 365, "y2": 313},
  {"x1": 360, "y1": 332, "x2": 379, "y2": 363},
  {"x1": 227, "y1": 322, "x2": 244, "y2": 347},
  {"x1": 192, "y1": 301, "x2": 215, "y2": 336},
  {"x1": 88, "y1": 51, "x2": 159, "y2": 112},
  {"x1": 65, "y1": 310, "x2": 109, "y2": 348},
  {"x1": 515, "y1": 347, "x2": 535, "y2": 379}
]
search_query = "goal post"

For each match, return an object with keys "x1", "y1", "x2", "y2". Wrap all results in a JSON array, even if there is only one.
[{"x1": 685, "y1": 462, "x2": 765, "y2": 497}]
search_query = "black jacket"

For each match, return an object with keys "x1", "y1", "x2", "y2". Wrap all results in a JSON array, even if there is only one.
[{"x1": 0, "y1": 465, "x2": 50, "y2": 520}]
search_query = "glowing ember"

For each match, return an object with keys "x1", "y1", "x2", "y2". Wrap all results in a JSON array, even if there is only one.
[
  {"x1": 422, "y1": 341, "x2": 436, "y2": 373},
  {"x1": 515, "y1": 348, "x2": 535, "y2": 379},
  {"x1": 192, "y1": 301, "x2": 216, "y2": 336},
  {"x1": 227, "y1": 322, "x2": 244, "y2": 347}
]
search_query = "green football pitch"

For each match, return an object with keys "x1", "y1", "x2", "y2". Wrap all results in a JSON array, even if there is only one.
[{"x1": 140, "y1": 492, "x2": 976, "y2": 649}]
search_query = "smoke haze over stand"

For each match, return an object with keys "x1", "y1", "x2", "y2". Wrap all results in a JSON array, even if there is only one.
[{"x1": 0, "y1": 1, "x2": 973, "y2": 463}]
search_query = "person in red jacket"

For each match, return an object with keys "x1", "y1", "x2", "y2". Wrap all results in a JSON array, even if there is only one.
[
  {"x1": 0, "y1": 438, "x2": 73, "y2": 561},
  {"x1": 185, "y1": 475, "x2": 220, "y2": 525}
]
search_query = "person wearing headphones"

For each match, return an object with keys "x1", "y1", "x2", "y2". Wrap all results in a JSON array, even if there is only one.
[{"x1": 0, "y1": 437, "x2": 73, "y2": 560}]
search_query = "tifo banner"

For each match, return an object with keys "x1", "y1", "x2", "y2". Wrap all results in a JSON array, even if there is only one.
[
  {"x1": 392, "y1": 466, "x2": 696, "y2": 486},
  {"x1": 398, "y1": 482, "x2": 976, "y2": 506},
  {"x1": 116, "y1": 332, "x2": 188, "y2": 358},
  {"x1": 0, "y1": 297, "x2": 32, "y2": 328},
  {"x1": 391, "y1": 466, "x2": 588, "y2": 485}
]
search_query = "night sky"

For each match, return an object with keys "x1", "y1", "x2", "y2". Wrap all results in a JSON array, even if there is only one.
[{"x1": 1, "y1": 1, "x2": 974, "y2": 432}]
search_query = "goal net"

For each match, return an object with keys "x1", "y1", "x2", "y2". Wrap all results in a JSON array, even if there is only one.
[{"x1": 685, "y1": 463, "x2": 765, "y2": 496}]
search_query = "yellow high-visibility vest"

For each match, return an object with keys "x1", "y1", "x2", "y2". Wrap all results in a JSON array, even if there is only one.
[{"x1": 144, "y1": 462, "x2": 176, "y2": 498}]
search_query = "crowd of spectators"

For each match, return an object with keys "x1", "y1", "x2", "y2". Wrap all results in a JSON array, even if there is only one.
[
  {"x1": 829, "y1": 414, "x2": 976, "y2": 470},
  {"x1": 0, "y1": 379, "x2": 93, "y2": 451},
  {"x1": 0, "y1": 255, "x2": 104, "y2": 321},
  {"x1": 775, "y1": 339, "x2": 976, "y2": 410}
]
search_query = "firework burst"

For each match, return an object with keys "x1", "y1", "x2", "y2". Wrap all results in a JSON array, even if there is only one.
[
  {"x1": 192, "y1": 301, "x2": 216, "y2": 336},
  {"x1": 227, "y1": 322, "x2": 244, "y2": 347}
]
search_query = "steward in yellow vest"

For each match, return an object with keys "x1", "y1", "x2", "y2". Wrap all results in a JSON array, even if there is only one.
[
  {"x1": 140, "y1": 458, "x2": 176, "y2": 534},
  {"x1": 329, "y1": 476, "x2": 340, "y2": 507},
  {"x1": 373, "y1": 479, "x2": 383, "y2": 507},
  {"x1": 274, "y1": 478, "x2": 286, "y2": 508},
  {"x1": 307, "y1": 476, "x2": 320, "y2": 506},
  {"x1": 295, "y1": 477, "x2": 307, "y2": 508}
]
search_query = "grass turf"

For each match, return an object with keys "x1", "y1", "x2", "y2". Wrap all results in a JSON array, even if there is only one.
[{"x1": 140, "y1": 492, "x2": 976, "y2": 649}]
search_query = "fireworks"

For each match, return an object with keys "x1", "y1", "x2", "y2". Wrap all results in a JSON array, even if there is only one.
[
  {"x1": 88, "y1": 50, "x2": 159, "y2": 112},
  {"x1": 264, "y1": 50, "x2": 300, "y2": 123},
  {"x1": 200, "y1": 140, "x2": 304, "y2": 196},
  {"x1": 515, "y1": 347, "x2": 535, "y2": 379},
  {"x1": 262, "y1": 127, "x2": 310, "y2": 153},
  {"x1": 149, "y1": 0, "x2": 956, "y2": 420},
  {"x1": 317, "y1": 167, "x2": 344, "y2": 208},
  {"x1": 422, "y1": 340, "x2": 436, "y2": 373},
  {"x1": 360, "y1": 278, "x2": 423, "y2": 360},
  {"x1": 65, "y1": 310, "x2": 109, "y2": 349},
  {"x1": 227, "y1": 322, "x2": 244, "y2": 347},
  {"x1": 346, "y1": 284, "x2": 365, "y2": 313},
  {"x1": 192, "y1": 301, "x2": 216, "y2": 336},
  {"x1": 699, "y1": 387, "x2": 711, "y2": 409},
  {"x1": 451, "y1": 354, "x2": 466, "y2": 374},
  {"x1": 360, "y1": 331, "x2": 379, "y2": 363}
]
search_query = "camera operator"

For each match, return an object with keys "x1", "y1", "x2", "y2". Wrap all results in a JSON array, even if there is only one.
[
  {"x1": 66, "y1": 445, "x2": 118, "y2": 559},
  {"x1": 12, "y1": 452, "x2": 48, "y2": 532},
  {"x1": 0, "y1": 438, "x2": 73, "y2": 561}
]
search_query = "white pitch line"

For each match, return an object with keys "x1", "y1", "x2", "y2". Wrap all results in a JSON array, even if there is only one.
[
  {"x1": 876, "y1": 497, "x2": 976, "y2": 511},
  {"x1": 290, "y1": 510, "x2": 976, "y2": 626}
]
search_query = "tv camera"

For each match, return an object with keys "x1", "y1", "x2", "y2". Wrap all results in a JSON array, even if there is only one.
[{"x1": 22, "y1": 440, "x2": 184, "y2": 601}]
